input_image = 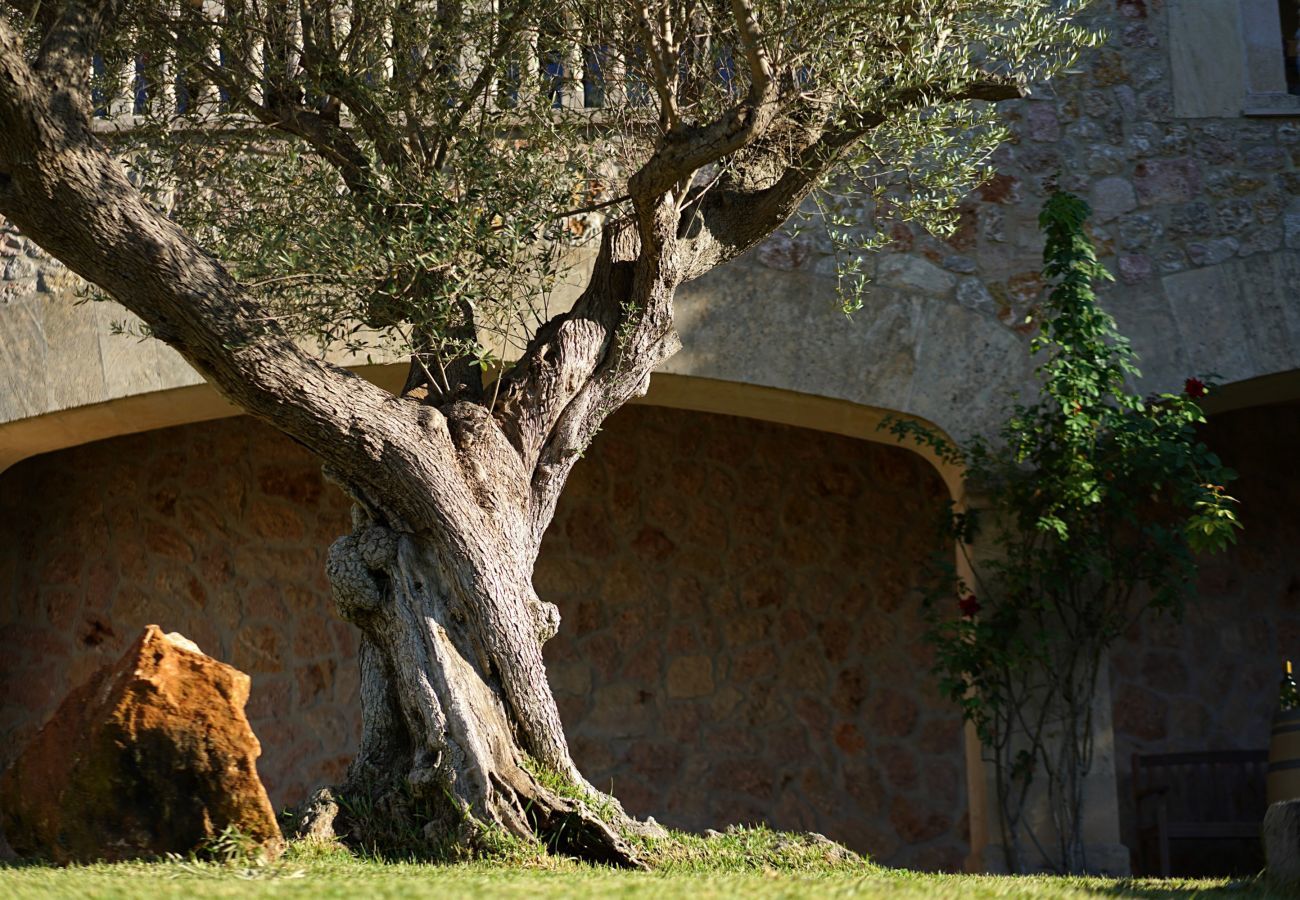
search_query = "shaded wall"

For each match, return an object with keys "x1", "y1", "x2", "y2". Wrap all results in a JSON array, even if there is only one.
[
  {"x1": 536, "y1": 407, "x2": 964, "y2": 871},
  {"x1": 0, "y1": 416, "x2": 361, "y2": 805},
  {"x1": 1111, "y1": 397, "x2": 1300, "y2": 874},
  {"x1": 0, "y1": 404, "x2": 965, "y2": 868}
]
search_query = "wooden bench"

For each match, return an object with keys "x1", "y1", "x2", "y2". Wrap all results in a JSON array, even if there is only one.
[{"x1": 1132, "y1": 749, "x2": 1269, "y2": 876}]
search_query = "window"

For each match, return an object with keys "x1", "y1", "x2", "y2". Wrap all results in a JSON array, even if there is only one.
[
  {"x1": 1241, "y1": 0, "x2": 1300, "y2": 112},
  {"x1": 1170, "y1": 0, "x2": 1300, "y2": 117},
  {"x1": 1282, "y1": 0, "x2": 1300, "y2": 95}
]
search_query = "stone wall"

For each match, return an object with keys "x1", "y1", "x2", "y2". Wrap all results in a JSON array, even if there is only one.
[
  {"x1": 674, "y1": 0, "x2": 1300, "y2": 440},
  {"x1": 536, "y1": 407, "x2": 965, "y2": 872},
  {"x1": 7, "y1": 3, "x2": 1300, "y2": 468},
  {"x1": 1111, "y1": 398, "x2": 1300, "y2": 874},
  {"x1": 0, "y1": 404, "x2": 966, "y2": 869},
  {"x1": 0, "y1": 414, "x2": 361, "y2": 807}
]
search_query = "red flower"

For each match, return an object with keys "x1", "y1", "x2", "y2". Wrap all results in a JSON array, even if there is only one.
[
  {"x1": 1183, "y1": 377, "x2": 1207, "y2": 399},
  {"x1": 959, "y1": 595, "x2": 981, "y2": 618}
]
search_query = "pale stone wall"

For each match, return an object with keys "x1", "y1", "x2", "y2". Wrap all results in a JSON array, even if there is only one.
[
  {"x1": 0, "y1": 405, "x2": 967, "y2": 869},
  {"x1": 674, "y1": 1, "x2": 1300, "y2": 441},
  {"x1": 5, "y1": 1, "x2": 1300, "y2": 469}
]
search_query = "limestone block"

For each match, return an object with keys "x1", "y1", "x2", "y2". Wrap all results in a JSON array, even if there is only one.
[
  {"x1": 1163, "y1": 263, "x2": 1256, "y2": 383},
  {"x1": 1133, "y1": 159, "x2": 1201, "y2": 206},
  {"x1": 956, "y1": 278, "x2": 995, "y2": 313},
  {"x1": 876, "y1": 255, "x2": 957, "y2": 296},
  {"x1": 39, "y1": 291, "x2": 109, "y2": 412},
  {"x1": 1284, "y1": 207, "x2": 1300, "y2": 250},
  {"x1": 1090, "y1": 177, "x2": 1137, "y2": 224},
  {"x1": 1263, "y1": 799, "x2": 1300, "y2": 886},
  {"x1": 1168, "y1": 0, "x2": 1245, "y2": 118},
  {"x1": 0, "y1": 625, "x2": 283, "y2": 863},
  {"x1": 1118, "y1": 255, "x2": 1154, "y2": 285},
  {"x1": 95, "y1": 302, "x2": 165, "y2": 399},
  {"x1": 0, "y1": 294, "x2": 49, "y2": 422},
  {"x1": 667, "y1": 655, "x2": 714, "y2": 699},
  {"x1": 1187, "y1": 238, "x2": 1240, "y2": 267},
  {"x1": 756, "y1": 232, "x2": 815, "y2": 271}
]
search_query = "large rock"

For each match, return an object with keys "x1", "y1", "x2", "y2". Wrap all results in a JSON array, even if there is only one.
[
  {"x1": 0, "y1": 625, "x2": 283, "y2": 862},
  {"x1": 1264, "y1": 799, "x2": 1300, "y2": 887}
]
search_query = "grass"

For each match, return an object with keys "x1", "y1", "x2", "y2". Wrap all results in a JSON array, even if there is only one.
[{"x1": 0, "y1": 829, "x2": 1291, "y2": 899}]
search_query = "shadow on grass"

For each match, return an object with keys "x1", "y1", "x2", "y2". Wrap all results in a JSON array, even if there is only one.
[{"x1": 1079, "y1": 873, "x2": 1287, "y2": 899}]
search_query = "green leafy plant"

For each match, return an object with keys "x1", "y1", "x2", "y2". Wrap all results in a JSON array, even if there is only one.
[{"x1": 887, "y1": 191, "x2": 1241, "y2": 874}]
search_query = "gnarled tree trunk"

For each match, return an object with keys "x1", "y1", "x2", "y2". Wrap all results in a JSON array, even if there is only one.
[
  {"x1": 326, "y1": 518, "x2": 643, "y2": 864},
  {"x1": 304, "y1": 220, "x2": 685, "y2": 863},
  {"x1": 316, "y1": 400, "x2": 658, "y2": 864}
]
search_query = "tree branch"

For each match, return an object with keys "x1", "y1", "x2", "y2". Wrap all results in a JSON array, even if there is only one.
[
  {"x1": 0, "y1": 17, "x2": 471, "y2": 533},
  {"x1": 728, "y1": 0, "x2": 772, "y2": 101},
  {"x1": 431, "y1": 1, "x2": 534, "y2": 172},
  {"x1": 31, "y1": 0, "x2": 126, "y2": 93},
  {"x1": 675, "y1": 77, "x2": 1025, "y2": 279},
  {"x1": 298, "y1": 2, "x2": 414, "y2": 173}
]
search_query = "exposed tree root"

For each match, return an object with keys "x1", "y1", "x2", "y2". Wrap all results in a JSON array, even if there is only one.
[{"x1": 291, "y1": 766, "x2": 652, "y2": 869}]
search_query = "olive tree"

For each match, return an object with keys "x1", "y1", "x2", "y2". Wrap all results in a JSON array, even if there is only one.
[{"x1": 0, "y1": 0, "x2": 1092, "y2": 865}]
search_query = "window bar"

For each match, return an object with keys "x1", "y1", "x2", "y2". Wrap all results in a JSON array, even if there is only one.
[
  {"x1": 559, "y1": 17, "x2": 583, "y2": 110},
  {"x1": 196, "y1": 1, "x2": 225, "y2": 120}
]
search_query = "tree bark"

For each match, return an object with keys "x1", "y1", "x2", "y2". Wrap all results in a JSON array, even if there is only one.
[
  {"x1": 0, "y1": 16, "x2": 658, "y2": 863},
  {"x1": 324, "y1": 507, "x2": 648, "y2": 865}
]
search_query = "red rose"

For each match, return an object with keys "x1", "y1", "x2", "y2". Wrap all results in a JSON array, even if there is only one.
[
  {"x1": 959, "y1": 595, "x2": 981, "y2": 618},
  {"x1": 1183, "y1": 377, "x2": 1207, "y2": 399}
]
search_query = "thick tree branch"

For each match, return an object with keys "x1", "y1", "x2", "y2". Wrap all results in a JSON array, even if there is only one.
[
  {"x1": 676, "y1": 77, "x2": 1026, "y2": 279},
  {"x1": 161, "y1": 9, "x2": 381, "y2": 200},
  {"x1": 631, "y1": 1, "x2": 679, "y2": 132},
  {"x1": 31, "y1": 0, "x2": 124, "y2": 92},
  {"x1": 488, "y1": 72, "x2": 1023, "y2": 504},
  {"x1": 298, "y1": 3, "x2": 414, "y2": 173},
  {"x1": 627, "y1": 0, "x2": 784, "y2": 204},
  {"x1": 728, "y1": 0, "x2": 772, "y2": 100}
]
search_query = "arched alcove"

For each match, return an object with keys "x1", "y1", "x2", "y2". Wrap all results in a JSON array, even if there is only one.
[
  {"x1": 537, "y1": 402, "x2": 966, "y2": 870},
  {"x1": 0, "y1": 378, "x2": 969, "y2": 869},
  {"x1": 1110, "y1": 377, "x2": 1300, "y2": 876}
]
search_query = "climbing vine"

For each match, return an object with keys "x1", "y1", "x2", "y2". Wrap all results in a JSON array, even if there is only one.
[{"x1": 888, "y1": 191, "x2": 1241, "y2": 874}]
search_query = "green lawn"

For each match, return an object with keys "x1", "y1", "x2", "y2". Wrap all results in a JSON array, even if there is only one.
[{"x1": 0, "y1": 842, "x2": 1288, "y2": 900}]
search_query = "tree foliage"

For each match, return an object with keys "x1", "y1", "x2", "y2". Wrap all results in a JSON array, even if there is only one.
[
  {"x1": 73, "y1": 0, "x2": 1099, "y2": 365},
  {"x1": 888, "y1": 191, "x2": 1241, "y2": 874}
]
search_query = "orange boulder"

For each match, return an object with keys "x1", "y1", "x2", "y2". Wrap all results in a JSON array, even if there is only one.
[{"x1": 0, "y1": 625, "x2": 283, "y2": 862}]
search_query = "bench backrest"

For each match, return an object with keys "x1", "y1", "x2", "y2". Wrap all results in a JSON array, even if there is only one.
[{"x1": 1133, "y1": 750, "x2": 1269, "y2": 824}]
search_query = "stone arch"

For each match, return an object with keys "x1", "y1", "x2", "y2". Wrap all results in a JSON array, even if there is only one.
[
  {"x1": 638, "y1": 374, "x2": 967, "y2": 503},
  {"x1": 0, "y1": 373, "x2": 973, "y2": 869},
  {"x1": 1202, "y1": 367, "x2": 1300, "y2": 416},
  {"x1": 1108, "y1": 368, "x2": 1300, "y2": 875},
  {"x1": 0, "y1": 365, "x2": 965, "y2": 490}
]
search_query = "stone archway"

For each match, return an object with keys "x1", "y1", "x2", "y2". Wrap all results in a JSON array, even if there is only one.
[
  {"x1": 1110, "y1": 382, "x2": 1300, "y2": 876},
  {"x1": 0, "y1": 379, "x2": 971, "y2": 870}
]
